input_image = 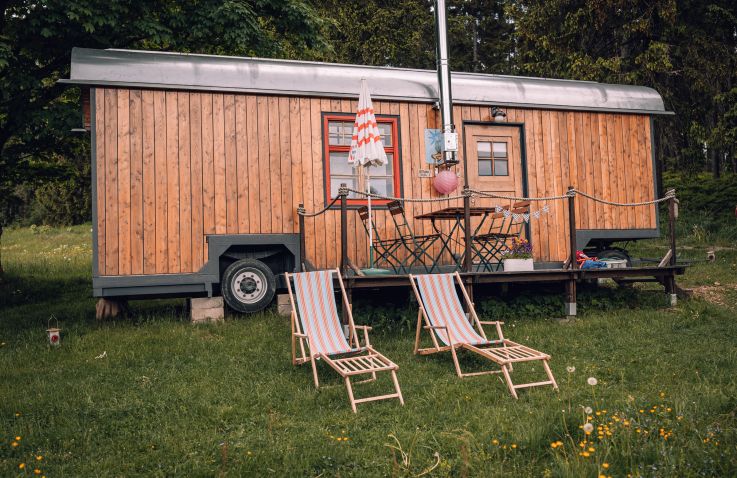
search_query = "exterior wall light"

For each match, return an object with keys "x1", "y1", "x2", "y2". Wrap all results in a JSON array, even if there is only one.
[{"x1": 491, "y1": 106, "x2": 507, "y2": 122}]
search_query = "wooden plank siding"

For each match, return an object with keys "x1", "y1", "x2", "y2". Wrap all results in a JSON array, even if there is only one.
[{"x1": 93, "y1": 87, "x2": 658, "y2": 275}]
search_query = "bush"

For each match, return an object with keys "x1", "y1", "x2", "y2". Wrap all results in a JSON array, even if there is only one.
[{"x1": 661, "y1": 172, "x2": 737, "y2": 245}]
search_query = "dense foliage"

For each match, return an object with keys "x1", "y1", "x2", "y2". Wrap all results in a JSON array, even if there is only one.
[
  {"x1": 1, "y1": 0, "x2": 735, "y2": 232},
  {"x1": 0, "y1": 0, "x2": 326, "y2": 231}
]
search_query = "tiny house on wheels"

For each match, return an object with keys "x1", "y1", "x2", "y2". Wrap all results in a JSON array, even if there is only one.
[{"x1": 62, "y1": 47, "x2": 673, "y2": 314}]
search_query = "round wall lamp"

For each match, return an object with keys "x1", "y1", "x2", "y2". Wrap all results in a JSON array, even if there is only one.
[{"x1": 491, "y1": 106, "x2": 507, "y2": 122}]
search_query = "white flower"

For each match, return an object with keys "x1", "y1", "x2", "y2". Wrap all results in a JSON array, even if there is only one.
[
  {"x1": 584, "y1": 406, "x2": 593, "y2": 415},
  {"x1": 566, "y1": 366, "x2": 576, "y2": 373},
  {"x1": 583, "y1": 423, "x2": 594, "y2": 433},
  {"x1": 587, "y1": 377, "x2": 598, "y2": 386}
]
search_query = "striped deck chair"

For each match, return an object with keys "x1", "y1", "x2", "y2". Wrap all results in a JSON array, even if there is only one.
[
  {"x1": 285, "y1": 269, "x2": 404, "y2": 413},
  {"x1": 409, "y1": 272, "x2": 558, "y2": 398}
]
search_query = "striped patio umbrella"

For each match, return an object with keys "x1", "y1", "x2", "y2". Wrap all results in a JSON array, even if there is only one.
[{"x1": 348, "y1": 79, "x2": 387, "y2": 268}]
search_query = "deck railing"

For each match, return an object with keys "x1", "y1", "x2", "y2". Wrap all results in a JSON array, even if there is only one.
[{"x1": 297, "y1": 184, "x2": 678, "y2": 276}]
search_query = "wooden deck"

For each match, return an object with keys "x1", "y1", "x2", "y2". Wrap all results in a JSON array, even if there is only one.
[{"x1": 342, "y1": 264, "x2": 686, "y2": 288}]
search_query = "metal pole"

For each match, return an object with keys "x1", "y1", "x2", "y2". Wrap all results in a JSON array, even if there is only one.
[
  {"x1": 434, "y1": 0, "x2": 456, "y2": 165},
  {"x1": 298, "y1": 203, "x2": 306, "y2": 271},
  {"x1": 668, "y1": 192, "x2": 677, "y2": 266},
  {"x1": 340, "y1": 184, "x2": 348, "y2": 274},
  {"x1": 567, "y1": 187, "x2": 577, "y2": 270},
  {"x1": 463, "y1": 191, "x2": 472, "y2": 272},
  {"x1": 566, "y1": 187, "x2": 578, "y2": 316}
]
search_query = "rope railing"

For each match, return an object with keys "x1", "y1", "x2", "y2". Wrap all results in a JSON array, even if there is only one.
[
  {"x1": 336, "y1": 186, "x2": 676, "y2": 206},
  {"x1": 342, "y1": 187, "x2": 470, "y2": 203},
  {"x1": 573, "y1": 188, "x2": 676, "y2": 207},
  {"x1": 297, "y1": 196, "x2": 340, "y2": 217}
]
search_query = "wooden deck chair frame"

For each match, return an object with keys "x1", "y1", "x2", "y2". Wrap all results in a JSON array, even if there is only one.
[
  {"x1": 409, "y1": 271, "x2": 558, "y2": 398},
  {"x1": 285, "y1": 269, "x2": 404, "y2": 413}
]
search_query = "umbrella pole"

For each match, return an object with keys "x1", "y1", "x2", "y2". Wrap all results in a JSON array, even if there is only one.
[{"x1": 367, "y1": 169, "x2": 374, "y2": 268}]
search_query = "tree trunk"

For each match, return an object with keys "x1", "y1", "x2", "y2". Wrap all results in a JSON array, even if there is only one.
[
  {"x1": 0, "y1": 224, "x2": 4, "y2": 278},
  {"x1": 710, "y1": 148, "x2": 721, "y2": 179}
]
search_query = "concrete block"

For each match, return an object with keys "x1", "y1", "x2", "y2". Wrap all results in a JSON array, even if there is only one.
[
  {"x1": 190, "y1": 297, "x2": 224, "y2": 309},
  {"x1": 276, "y1": 293, "x2": 293, "y2": 317},
  {"x1": 191, "y1": 306, "x2": 224, "y2": 323}
]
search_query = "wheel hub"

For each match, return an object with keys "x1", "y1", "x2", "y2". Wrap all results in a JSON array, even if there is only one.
[{"x1": 232, "y1": 269, "x2": 267, "y2": 303}]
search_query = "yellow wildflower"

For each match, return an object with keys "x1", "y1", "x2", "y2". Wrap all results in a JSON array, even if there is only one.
[
  {"x1": 36, "y1": 456, "x2": 43, "y2": 461},
  {"x1": 34, "y1": 469, "x2": 41, "y2": 475},
  {"x1": 15, "y1": 436, "x2": 21, "y2": 441},
  {"x1": 602, "y1": 463, "x2": 610, "y2": 469},
  {"x1": 582, "y1": 451, "x2": 590, "y2": 457},
  {"x1": 588, "y1": 447, "x2": 595, "y2": 453},
  {"x1": 511, "y1": 444, "x2": 517, "y2": 449},
  {"x1": 492, "y1": 439, "x2": 499, "y2": 445},
  {"x1": 19, "y1": 463, "x2": 26, "y2": 469}
]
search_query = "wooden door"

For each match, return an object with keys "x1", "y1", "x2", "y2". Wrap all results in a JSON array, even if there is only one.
[{"x1": 464, "y1": 125, "x2": 524, "y2": 197}]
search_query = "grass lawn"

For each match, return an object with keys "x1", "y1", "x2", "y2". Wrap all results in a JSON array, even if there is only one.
[{"x1": 1, "y1": 224, "x2": 736, "y2": 477}]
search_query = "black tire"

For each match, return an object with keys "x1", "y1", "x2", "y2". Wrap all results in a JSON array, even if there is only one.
[
  {"x1": 221, "y1": 259, "x2": 276, "y2": 313},
  {"x1": 597, "y1": 249, "x2": 632, "y2": 267}
]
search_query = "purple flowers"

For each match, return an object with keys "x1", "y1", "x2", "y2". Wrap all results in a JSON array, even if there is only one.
[{"x1": 502, "y1": 237, "x2": 533, "y2": 259}]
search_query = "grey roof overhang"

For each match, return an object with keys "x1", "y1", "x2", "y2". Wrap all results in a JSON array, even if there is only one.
[{"x1": 60, "y1": 47, "x2": 671, "y2": 115}]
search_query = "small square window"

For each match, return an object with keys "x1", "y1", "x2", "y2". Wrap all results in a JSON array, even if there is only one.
[
  {"x1": 479, "y1": 159, "x2": 493, "y2": 176},
  {"x1": 477, "y1": 141, "x2": 492, "y2": 159},
  {"x1": 492, "y1": 142, "x2": 507, "y2": 158},
  {"x1": 494, "y1": 159, "x2": 509, "y2": 176}
]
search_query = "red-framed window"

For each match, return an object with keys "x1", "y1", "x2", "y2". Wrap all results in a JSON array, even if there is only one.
[{"x1": 322, "y1": 113, "x2": 401, "y2": 206}]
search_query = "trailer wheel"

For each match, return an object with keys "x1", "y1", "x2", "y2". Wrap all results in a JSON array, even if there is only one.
[
  {"x1": 221, "y1": 259, "x2": 276, "y2": 313},
  {"x1": 597, "y1": 249, "x2": 632, "y2": 267}
]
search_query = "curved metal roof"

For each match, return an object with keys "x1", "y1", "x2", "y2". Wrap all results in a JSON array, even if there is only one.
[{"x1": 61, "y1": 48, "x2": 669, "y2": 115}]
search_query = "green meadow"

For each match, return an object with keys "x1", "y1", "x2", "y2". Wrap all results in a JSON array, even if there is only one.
[{"x1": 1, "y1": 224, "x2": 736, "y2": 477}]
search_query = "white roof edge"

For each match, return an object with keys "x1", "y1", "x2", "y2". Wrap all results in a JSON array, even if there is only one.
[{"x1": 63, "y1": 48, "x2": 669, "y2": 114}]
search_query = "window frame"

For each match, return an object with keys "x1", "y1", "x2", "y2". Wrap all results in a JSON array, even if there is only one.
[
  {"x1": 322, "y1": 112, "x2": 402, "y2": 207},
  {"x1": 477, "y1": 139, "x2": 510, "y2": 177}
]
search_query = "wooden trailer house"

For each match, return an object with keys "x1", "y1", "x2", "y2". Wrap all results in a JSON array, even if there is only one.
[{"x1": 62, "y1": 47, "x2": 683, "y2": 314}]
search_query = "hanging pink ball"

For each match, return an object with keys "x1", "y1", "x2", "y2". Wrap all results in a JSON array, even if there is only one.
[{"x1": 433, "y1": 169, "x2": 459, "y2": 195}]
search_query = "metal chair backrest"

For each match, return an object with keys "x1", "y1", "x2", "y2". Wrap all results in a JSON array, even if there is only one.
[
  {"x1": 357, "y1": 205, "x2": 384, "y2": 243},
  {"x1": 412, "y1": 273, "x2": 488, "y2": 347},
  {"x1": 506, "y1": 201, "x2": 530, "y2": 238},
  {"x1": 290, "y1": 270, "x2": 356, "y2": 357},
  {"x1": 387, "y1": 200, "x2": 416, "y2": 239}
]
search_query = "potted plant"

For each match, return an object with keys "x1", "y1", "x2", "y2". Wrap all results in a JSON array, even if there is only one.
[{"x1": 501, "y1": 238, "x2": 534, "y2": 272}]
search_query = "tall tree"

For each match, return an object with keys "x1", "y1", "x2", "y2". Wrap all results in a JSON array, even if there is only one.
[
  {"x1": 0, "y1": 0, "x2": 327, "y2": 275},
  {"x1": 510, "y1": 0, "x2": 737, "y2": 178}
]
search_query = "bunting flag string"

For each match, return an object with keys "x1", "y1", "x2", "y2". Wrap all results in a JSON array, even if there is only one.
[{"x1": 494, "y1": 204, "x2": 551, "y2": 222}]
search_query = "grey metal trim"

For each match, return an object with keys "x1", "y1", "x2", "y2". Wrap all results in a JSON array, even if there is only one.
[
  {"x1": 90, "y1": 88, "x2": 99, "y2": 278},
  {"x1": 576, "y1": 228, "x2": 659, "y2": 250},
  {"x1": 93, "y1": 273, "x2": 219, "y2": 298},
  {"x1": 201, "y1": 233, "x2": 300, "y2": 275},
  {"x1": 60, "y1": 48, "x2": 671, "y2": 115},
  {"x1": 93, "y1": 234, "x2": 300, "y2": 299}
]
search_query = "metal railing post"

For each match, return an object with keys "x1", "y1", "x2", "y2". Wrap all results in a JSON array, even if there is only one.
[
  {"x1": 298, "y1": 203, "x2": 306, "y2": 271},
  {"x1": 340, "y1": 184, "x2": 348, "y2": 274},
  {"x1": 668, "y1": 191, "x2": 677, "y2": 266},
  {"x1": 463, "y1": 188, "x2": 472, "y2": 272},
  {"x1": 567, "y1": 187, "x2": 577, "y2": 270}
]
